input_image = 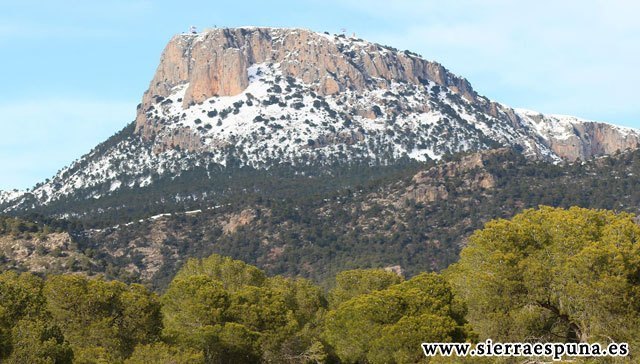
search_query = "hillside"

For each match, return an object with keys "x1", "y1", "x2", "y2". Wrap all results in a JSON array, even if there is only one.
[
  {"x1": 3, "y1": 147, "x2": 640, "y2": 289},
  {"x1": 81, "y1": 148, "x2": 640, "y2": 288}
]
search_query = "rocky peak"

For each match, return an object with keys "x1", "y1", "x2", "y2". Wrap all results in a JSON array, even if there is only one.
[
  {"x1": 135, "y1": 27, "x2": 477, "y2": 136},
  {"x1": 403, "y1": 149, "x2": 505, "y2": 205},
  {"x1": 131, "y1": 26, "x2": 640, "y2": 164}
]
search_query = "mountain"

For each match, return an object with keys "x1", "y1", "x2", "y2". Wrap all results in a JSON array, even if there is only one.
[{"x1": 2, "y1": 27, "x2": 639, "y2": 221}]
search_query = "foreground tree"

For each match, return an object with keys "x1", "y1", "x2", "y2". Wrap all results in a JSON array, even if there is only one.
[
  {"x1": 44, "y1": 275, "x2": 162, "y2": 363},
  {"x1": 6, "y1": 318, "x2": 73, "y2": 364},
  {"x1": 324, "y1": 272, "x2": 470, "y2": 363},
  {"x1": 125, "y1": 342, "x2": 203, "y2": 364},
  {"x1": 0, "y1": 272, "x2": 73, "y2": 363},
  {"x1": 162, "y1": 254, "x2": 329, "y2": 363},
  {"x1": 447, "y1": 206, "x2": 640, "y2": 347},
  {"x1": 328, "y1": 268, "x2": 403, "y2": 308}
]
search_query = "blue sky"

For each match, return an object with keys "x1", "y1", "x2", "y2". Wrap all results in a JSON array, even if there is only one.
[{"x1": 1, "y1": 0, "x2": 639, "y2": 190}]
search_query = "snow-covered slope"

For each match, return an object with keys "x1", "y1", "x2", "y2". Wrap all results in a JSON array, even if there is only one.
[
  {"x1": 0, "y1": 190, "x2": 24, "y2": 205},
  {"x1": 138, "y1": 61, "x2": 555, "y2": 166},
  {"x1": 2, "y1": 27, "x2": 639, "y2": 215}
]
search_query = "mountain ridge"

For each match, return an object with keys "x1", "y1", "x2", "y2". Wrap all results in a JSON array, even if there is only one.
[{"x1": 1, "y1": 26, "x2": 638, "y2": 215}]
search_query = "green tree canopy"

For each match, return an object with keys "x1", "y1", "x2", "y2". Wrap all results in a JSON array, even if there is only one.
[
  {"x1": 124, "y1": 342, "x2": 203, "y2": 364},
  {"x1": 173, "y1": 254, "x2": 266, "y2": 292},
  {"x1": 162, "y1": 254, "x2": 328, "y2": 363},
  {"x1": 6, "y1": 317, "x2": 73, "y2": 364},
  {"x1": 329, "y1": 268, "x2": 403, "y2": 308},
  {"x1": 324, "y1": 272, "x2": 470, "y2": 363},
  {"x1": 447, "y1": 206, "x2": 640, "y2": 347},
  {"x1": 44, "y1": 275, "x2": 162, "y2": 363}
]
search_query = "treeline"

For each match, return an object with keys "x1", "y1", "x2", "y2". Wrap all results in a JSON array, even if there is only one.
[
  {"x1": 0, "y1": 214, "x2": 84, "y2": 239},
  {"x1": 0, "y1": 256, "x2": 468, "y2": 363},
  {"x1": 1, "y1": 206, "x2": 639, "y2": 363},
  {"x1": 0, "y1": 216, "x2": 44, "y2": 238}
]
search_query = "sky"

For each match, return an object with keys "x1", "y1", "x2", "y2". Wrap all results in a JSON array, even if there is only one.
[{"x1": 1, "y1": 0, "x2": 639, "y2": 190}]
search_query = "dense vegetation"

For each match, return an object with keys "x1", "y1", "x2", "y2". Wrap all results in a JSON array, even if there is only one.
[
  {"x1": 0, "y1": 206, "x2": 637, "y2": 363},
  {"x1": 7, "y1": 148, "x2": 640, "y2": 289},
  {"x1": 0, "y1": 255, "x2": 468, "y2": 363},
  {"x1": 448, "y1": 207, "x2": 640, "y2": 348},
  {"x1": 75, "y1": 148, "x2": 640, "y2": 288},
  {"x1": 13, "y1": 138, "x2": 428, "y2": 229}
]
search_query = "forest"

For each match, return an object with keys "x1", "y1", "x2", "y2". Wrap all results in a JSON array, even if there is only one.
[
  {"x1": 70, "y1": 147, "x2": 640, "y2": 288},
  {"x1": 0, "y1": 206, "x2": 638, "y2": 363}
]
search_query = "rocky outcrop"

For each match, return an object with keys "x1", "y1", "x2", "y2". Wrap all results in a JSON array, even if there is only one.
[
  {"x1": 135, "y1": 27, "x2": 478, "y2": 137},
  {"x1": 404, "y1": 184, "x2": 449, "y2": 204},
  {"x1": 311, "y1": 131, "x2": 366, "y2": 148},
  {"x1": 0, "y1": 232, "x2": 94, "y2": 274},
  {"x1": 403, "y1": 149, "x2": 503, "y2": 204},
  {"x1": 384, "y1": 265, "x2": 405, "y2": 277},
  {"x1": 515, "y1": 110, "x2": 640, "y2": 161},
  {"x1": 129, "y1": 26, "x2": 640, "y2": 163},
  {"x1": 150, "y1": 126, "x2": 204, "y2": 153},
  {"x1": 222, "y1": 209, "x2": 257, "y2": 234},
  {"x1": 548, "y1": 122, "x2": 640, "y2": 161}
]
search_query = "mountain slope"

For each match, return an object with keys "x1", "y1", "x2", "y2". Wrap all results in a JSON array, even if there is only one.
[
  {"x1": 77, "y1": 148, "x2": 640, "y2": 287},
  {"x1": 1, "y1": 27, "x2": 638, "y2": 218},
  {"x1": 4, "y1": 147, "x2": 640, "y2": 288}
]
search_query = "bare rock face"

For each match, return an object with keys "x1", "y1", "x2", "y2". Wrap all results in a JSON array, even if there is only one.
[
  {"x1": 384, "y1": 265, "x2": 405, "y2": 277},
  {"x1": 222, "y1": 209, "x2": 257, "y2": 234},
  {"x1": 515, "y1": 110, "x2": 640, "y2": 161},
  {"x1": 404, "y1": 184, "x2": 449, "y2": 204},
  {"x1": 186, "y1": 47, "x2": 249, "y2": 105},
  {"x1": 549, "y1": 122, "x2": 640, "y2": 161},
  {"x1": 150, "y1": 126, "x2": 204, "y2": 154},
  {"x1": 135, "y1": 27, "x2": 478, "y2": 138},
  {"x1": 311, "y1": 131, "x2": 366, "y2": 148},
  {"x1": 403, "y1": 149, "x2": 504, "y2": 204}
]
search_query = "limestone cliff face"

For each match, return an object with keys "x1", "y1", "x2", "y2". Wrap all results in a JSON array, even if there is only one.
[
  {"x1": 548, "y1": 122, "x2": 640, "y2": 161},
  {"x1": 135, "y1": 27, "x2": 478, "y2": 138},
  {"x1": 515, "y1": 110, "x2": 640, "y2": 161}
]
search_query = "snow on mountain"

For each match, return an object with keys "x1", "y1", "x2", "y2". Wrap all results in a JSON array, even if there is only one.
[
  {"x1": 2, "y1": 27, "x2": 639, "y2": 214},
  {"x1": 0, "y1": 190, "x2": 25, "y2": 205}
]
